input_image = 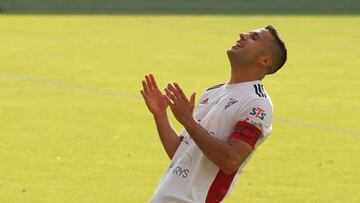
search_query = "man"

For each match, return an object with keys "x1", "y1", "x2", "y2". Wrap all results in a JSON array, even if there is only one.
[{"x1": 141, "y1": 25, "x2": 287, "y2": 203}]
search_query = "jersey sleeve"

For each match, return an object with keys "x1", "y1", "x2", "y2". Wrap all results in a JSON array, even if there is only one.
[{"x1": 236, "y1": 98, "x2": 273, "y2": 138}]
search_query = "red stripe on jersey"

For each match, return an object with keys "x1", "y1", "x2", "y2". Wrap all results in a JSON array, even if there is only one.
[
  {"x1": 231, "y1": 121, "x2": 261, "y2": 149},
  {"x1": 205, "y1": 170, "x2": 237, "y2": 203}
]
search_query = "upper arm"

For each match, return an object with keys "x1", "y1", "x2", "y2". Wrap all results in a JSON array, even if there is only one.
[
  {"x1": 226, "y1": 137, "x2": 254, "y2": 170},
  {"x1": 224, "y1": 99, "x2": 273, "y2": 172},
  {"x1": 225, "y1": 120, "x2": 262, "y2": 171},
  {"x1": 237, "y1": 98, "x2": 273, "y2": 139}
]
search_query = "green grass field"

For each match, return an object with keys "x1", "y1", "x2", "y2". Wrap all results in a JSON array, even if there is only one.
[{"x1": 0, "y1": 15, "x2": 359, "y2": 202}]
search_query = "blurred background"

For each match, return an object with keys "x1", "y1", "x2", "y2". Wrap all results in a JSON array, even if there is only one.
[
  {"x1": 0, "y1": 1, "x2": 359, "y2": 203},
  {"x1": 0, "y1": 0, "x2": 359, "y2": 14}
]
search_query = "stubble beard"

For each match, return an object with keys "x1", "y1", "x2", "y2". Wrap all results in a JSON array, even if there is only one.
[{"x1": 227, "y1": 49, "x2": 244, "y2": 69}]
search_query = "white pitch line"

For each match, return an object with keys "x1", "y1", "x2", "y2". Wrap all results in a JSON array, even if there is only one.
[
  {"x1": 275, "y1": 117, "x2": 360, "y2": 137},
  {"x1": 0, "y1": 71, "x2": 140, "y2": 100}
]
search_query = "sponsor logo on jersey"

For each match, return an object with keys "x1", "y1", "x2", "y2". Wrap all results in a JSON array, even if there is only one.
[
  {"x1": 224, "y1": 98, "x2": 239, "y2": 110},
  {"x1": 169, "y1": 153, "x2": 192, "y2": 178},
  {"x1": 245, "y1": 117, "x2": 263, "y2": 129},
  {"x1": 249, "y1": 107, "x2": 266, "y2": 120},
  {"x1": 200, "y1": 98, "x2": 209, "y2": 105}
]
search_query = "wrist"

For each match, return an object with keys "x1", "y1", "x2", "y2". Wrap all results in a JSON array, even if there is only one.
[
  {"x1": 182, "y1": 116, "x2": 198, "y2": 130},
  {"x1": 153, "y1": 111, "x2": 168, "y2": 120}
]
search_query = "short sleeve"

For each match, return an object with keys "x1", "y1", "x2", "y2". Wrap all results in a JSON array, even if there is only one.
[{"x1": 237, "y1": 99, "x2": 273, "y2": 138}]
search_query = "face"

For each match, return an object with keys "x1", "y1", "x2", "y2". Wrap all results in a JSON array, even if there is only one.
[{"x1": 227, "y1": 28, "x2": 273, "y2": 67}]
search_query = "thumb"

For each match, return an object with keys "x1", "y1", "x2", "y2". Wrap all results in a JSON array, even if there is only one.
[{"x1": 190, "y1": 92, "x2": 196, "y2": 106}]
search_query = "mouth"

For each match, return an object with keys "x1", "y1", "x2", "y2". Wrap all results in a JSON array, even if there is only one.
[{"x1": 235, "y1": 40, "x2": 244, "y2": 48}]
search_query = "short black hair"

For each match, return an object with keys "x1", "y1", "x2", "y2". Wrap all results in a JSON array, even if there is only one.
[{"x1": 265, "y1": 25, "x2": 287, "y2": 74}]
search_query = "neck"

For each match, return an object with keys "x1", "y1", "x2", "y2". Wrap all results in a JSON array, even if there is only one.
[
  {"x1": 229, "y1": 65, "x2": 264, "y2": 84},
  {"x1": 227, "y1": 53, "x2": 266, "y2": 84}
]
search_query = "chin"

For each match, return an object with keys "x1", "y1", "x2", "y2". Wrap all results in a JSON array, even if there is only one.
[
  {"x1": 226, "y1": 48, "x2": 237, "y2": 57},
  {"x1": 227, "y1": 49, "x2": 242, "y2": 65},
  {"x1": 226, "y1": 48, "x2": 234, "y2": 55},
  {"x1": 226, "y1": 50, "x2": 235, "y2": 61}
]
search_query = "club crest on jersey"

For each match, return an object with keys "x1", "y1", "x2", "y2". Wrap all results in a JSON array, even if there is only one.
[
  {"x1": 249, "y1": 107, "x2": 266, "y2": 120},
  {"x1": 200, "y1": 98, "x2": 209, "y2": 105},
  {"x1": 224, "y1": 98, "x2": 239, "y2": 110}
]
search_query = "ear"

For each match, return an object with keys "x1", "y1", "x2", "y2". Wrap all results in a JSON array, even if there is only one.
[{"x1": 260, "y1": 56, "x2": 272, "y2": 67}]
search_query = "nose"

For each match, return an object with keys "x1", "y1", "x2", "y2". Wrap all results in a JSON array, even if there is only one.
[{"x1": 239, "y1": 33, "x2": 247, "y2": 40}]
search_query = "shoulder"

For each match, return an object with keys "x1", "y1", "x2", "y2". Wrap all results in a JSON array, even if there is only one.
[
  {"x1": 206, "y1": 83, "x2": 225, "y2": 91},
  {"x1": 251, "y1": 83, "x2": 268, "y2": 99},
  {"x1": 244, "y1": 89, "x2": 273, "y2": 111},
  {"x1": 246, "y1": 97, "x2": 273, "y2": 112},
  {"x1": 241, "y1": 82, "x2": 272, "y2": 107},
  {"x1": 241, "y1": 84, "x2": 274, "y2": 115}
]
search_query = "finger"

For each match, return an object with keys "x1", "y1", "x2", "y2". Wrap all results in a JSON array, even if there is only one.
[
  {"x1": 140, "y1": 90, "x2": 150, "y2": 104},
  {"x1": 173, "y1": 83, "x2": 187, "y2": 100},
  {"x1": 140, "y1": 89, "x2": 149, "y2": 99},
  {"x1": 165, "y1": 88, "x2": 177, "y2": 103},
  {"x1": 140, "y1": 90, "x2": 145, "y2": 99},
  {"x1": 149, "y1": 74, "x2": 159, "y2": 90},
  {"x1": 164, "y1": 94, "x2": 173, "y2": 105},
  {"x1": 142, "y1": 80, "x2": 149, "y2": 95},
  {"x1": 145, "y1": 75, "x2": 153, "y2": 91},
  {"x1": 190, "y1": 92, "x2": 196, "y2": 106},
  {"x1": 167, "y1": 83, "x2": 182, "y2": 100}
]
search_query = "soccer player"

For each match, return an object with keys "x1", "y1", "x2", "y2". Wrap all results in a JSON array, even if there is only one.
[{"x1": 140, "y1": 25, "x2": 287, "y2": 203}]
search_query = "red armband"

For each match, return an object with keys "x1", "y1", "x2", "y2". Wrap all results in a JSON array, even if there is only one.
[{"x1": 231, "y1": 121, "x2": 261, "y2": 149}]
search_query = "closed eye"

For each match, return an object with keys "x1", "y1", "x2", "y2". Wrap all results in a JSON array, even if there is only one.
[{"x1": 250, "y1": 32, "x2": 260, "y2": 40}]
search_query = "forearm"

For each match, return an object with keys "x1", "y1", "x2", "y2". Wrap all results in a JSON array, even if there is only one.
[
  {"x1": 163, "y1": 82, "x2": 253, "y2": 174},
  {"x1": 153, "y1": 113, "x2": 181, "y2": 159},
  {"x1": 183, "y1": 119, "x2": 244, "y2": 174}
]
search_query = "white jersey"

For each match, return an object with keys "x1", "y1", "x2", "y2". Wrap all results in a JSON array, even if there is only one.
[{"x1": 150, "y1": 80, "x2": 274, "y2": 203}]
